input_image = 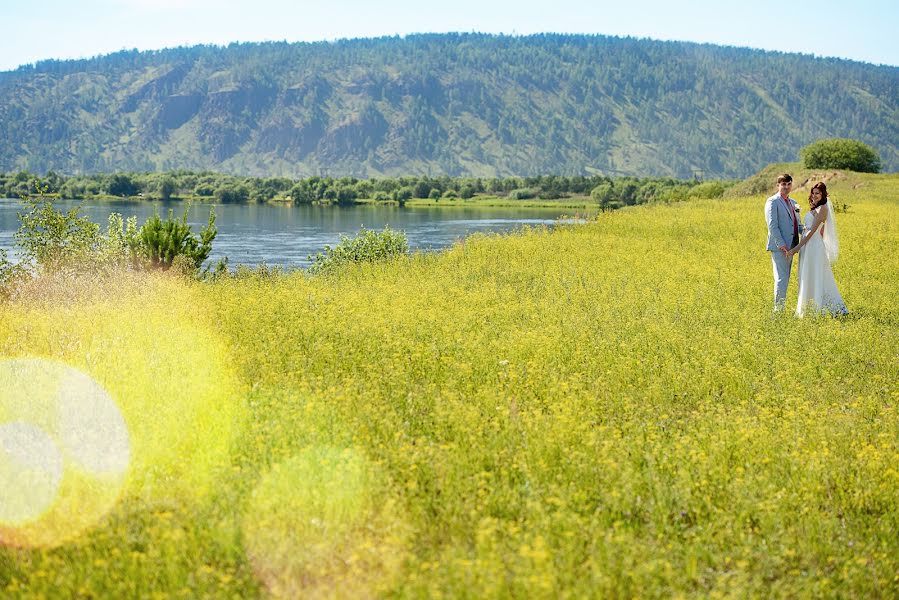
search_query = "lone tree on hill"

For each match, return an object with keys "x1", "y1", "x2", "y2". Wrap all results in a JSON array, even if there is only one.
[{"x1": 800, "y1": 138, "x2": 881, "y2": 173}]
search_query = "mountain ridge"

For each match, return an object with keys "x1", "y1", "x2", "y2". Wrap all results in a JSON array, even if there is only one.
[{"x1": 1, "y1": 33, "x2": 896, "y2": 178}]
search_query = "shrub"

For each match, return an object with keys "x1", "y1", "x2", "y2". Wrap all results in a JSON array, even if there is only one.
[
  {"x1": 335, "y1": 184, "x2": 358, "y2": 206},
  {"x1": 442, "y1": 189, "x2": 459, "y2": 199},
  {"x1": 508, "y1": 188, "x2": 538, "y2": 200},
  {"x1": 156, "y1": 176, "x2": 177, "y2": 200},
  {"x1": 126, "y1": 208, "x2": 217, "y2": 272},
  {"x1": 393, "y1": 187, "x2": 414, "y2": 205},
  {"x1": 106, "y1": 173, "x2": 140, "y2": 197},
  {"x1": 800, "y1": 138, "x2": 881, "y2": 173},
  {"x1": 307, "y1": 227, "x2": 409, "y2": 276},
  {"x1": 194, "y1": 182, "x2": 216, "y2": 197},
  {"x1": 5, "y1": 194, "x2": 135, "y2": 293},
  {"x1": 215, "y1": 184, "x2": 250, "y2": 203},
  {"x1": 688, "y1": 181, "x2": 726, "y2": 199},
  {"x1": 354, "y1": 180, "x2": 374, "y2": 199},
  {"x1": 15, "y1": 198, "x2": 105, "y2": 273},
  {"x1": 414, "y1": 182, "x2": 432, "y2": 199},
  {"x1": 428, "y1": 189, "x2": 441, "y2": 200},
  {"x1": 591, "y1": 183, "x2": 616, "y2": 211}
]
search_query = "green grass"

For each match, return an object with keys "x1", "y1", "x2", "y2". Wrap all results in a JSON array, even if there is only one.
[{"x1": 0, "y1": 173, "x2": 897, "y2": 598}]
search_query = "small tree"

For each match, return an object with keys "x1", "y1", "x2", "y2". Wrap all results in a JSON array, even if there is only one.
[
  {"x1": 216, "y1": 183, "x2": 250, "y2": 203},
  {"x1": 126, "y1": 208, "x2": 217, "y2": 271},
  {"x1": 393, "y1": 186, "x2": 414, "y2": 206},
  {"x1": 335, "y1": 184, "x2": 358, "y2": 206},
  {"x1": 800, "y1": 138, "x2": 881, "y2": 173},
  {"x1": 107, "y1": 173, "x2": 139, "y2": 197},
  {"x1": 15, "y1": 198, "x2": 103, "y2": 272},
  {"x1": 591, "y1": 183, "x2": 615, "y2": 211},
  {"x1": 413, "y1": 181, "x2": 432, "y2": 199},
  {"x1": 157, "y1": 175, "x2": 177, "y2": 200}
]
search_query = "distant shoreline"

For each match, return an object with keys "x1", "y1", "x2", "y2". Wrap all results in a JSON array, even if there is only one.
[{"x1": 1, "y1": 193, "x2": 597, "y2": 210}]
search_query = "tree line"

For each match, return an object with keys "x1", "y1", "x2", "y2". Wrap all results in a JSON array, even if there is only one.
[{"x1": 0, "y1": 170, "x2": 734, "y2": 209}]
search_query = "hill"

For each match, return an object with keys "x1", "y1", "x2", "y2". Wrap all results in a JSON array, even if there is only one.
[
  {"x1": 724, "y1": 162, "x2": 883, "y2": 201},
  {"x1": 1, "y1": 33, "x2": 897, "y2": 178}
]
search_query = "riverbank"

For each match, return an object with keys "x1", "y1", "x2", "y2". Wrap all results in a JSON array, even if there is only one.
[{"x1": 4, "y1": 192, "x2": 598, "y2": 210}]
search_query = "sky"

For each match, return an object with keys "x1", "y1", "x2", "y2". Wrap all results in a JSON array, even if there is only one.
[{"x1": 1, "y1": 0, "x2": 897, "y2": 72}]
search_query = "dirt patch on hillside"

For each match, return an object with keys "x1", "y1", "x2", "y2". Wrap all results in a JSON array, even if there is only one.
[{"x1": 795, "y1": 171, "x2": 846, "y2": 191}]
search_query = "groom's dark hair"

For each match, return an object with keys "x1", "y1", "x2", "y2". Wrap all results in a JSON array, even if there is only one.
[{"x1": 776, "y1": 174, "x2": 793, "y2": 184}]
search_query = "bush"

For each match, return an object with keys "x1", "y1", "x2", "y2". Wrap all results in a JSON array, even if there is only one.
[
  {"x1": 215, "y1": 184, "x2": 250, "y2": 203},
  {"x1": 194, "y1": 182, "x2": 216, "y2": 197},
  {"x1": 428, "y1": 189, "x2": 441, "y2": 200},
  {"x1": 5, "y1": 194, "x2": 134, "y2": 291},
  {"x1": 307, "y1": 227, "x2": 409, "y2": 276},
  {"x1": 688, "y1": 181, "x2": 726, "y2": 199},
  {"x1": 800, "y1": 138, "x2": 881, "y2": 173},
  {"x1": 106, "y1": 173, "x2": 140, "y2": 197},
  {"x1": 15, "y1": 198, "x2": 105, "y2": 272},
  {"x1": 126, "y1": 208, "x2": 217, "y2": 272},
  {"x1": 335, "y1": 184, "x2": 358, "y2": 206},
  {"x1": 591, "y1": 183, "x2": 616, "y2": 211},
  {"x1": 508, "y1": 188, "x2": 538, "y2": 200},
  {"x1": 393, "y1": 186, "x2": 414, "y2": 205},
  {"x1": 156, "y1": 176, "x2": 177, "y2": 200},
  {"x1": 414, "y1": 182, "x2": 432, "y2": 199}
]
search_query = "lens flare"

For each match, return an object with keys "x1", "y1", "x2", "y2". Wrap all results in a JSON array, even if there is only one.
[
  {"x1": 242, "y1": 447, "x2": 410, "y2": 599},
  {"x1": 0, "y1": 358, "x2": 130, "y2": 548},
  {"x1": 0, "y1": 275, "x2": 246, "y2": 507},
  {"x1": 0, "y1": 422, "x2": 63, "y2": 525}
]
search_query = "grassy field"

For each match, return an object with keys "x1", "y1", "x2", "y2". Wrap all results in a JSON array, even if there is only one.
[{"x1": 0, "y1": 171, "x2": 897, "y2": 598}]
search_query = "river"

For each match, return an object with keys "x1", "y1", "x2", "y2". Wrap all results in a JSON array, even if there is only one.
[{"x1": 0, "y1": 199, "x2": 577, "y2": 268}]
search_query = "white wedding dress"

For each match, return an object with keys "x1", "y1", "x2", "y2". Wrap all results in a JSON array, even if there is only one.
[{"x1": 796, "y1": 207, "x2": 847, "y2": 317}]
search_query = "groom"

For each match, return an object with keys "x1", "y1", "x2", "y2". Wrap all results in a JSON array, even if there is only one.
[{"x1": 764, "y1": 174, "x2": 804, "y2": 311}]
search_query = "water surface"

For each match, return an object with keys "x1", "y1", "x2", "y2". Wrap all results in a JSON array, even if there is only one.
[{"x1": 0, "y1": 199, "x2": 574, "y2": 268}]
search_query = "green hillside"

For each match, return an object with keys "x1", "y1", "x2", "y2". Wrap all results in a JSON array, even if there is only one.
[{"x1": 1, "y1": 33, "x2": 896, "y2": 178}]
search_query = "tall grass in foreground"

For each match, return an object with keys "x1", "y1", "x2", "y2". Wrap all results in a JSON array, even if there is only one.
[{"x1": 1, "y1": 174, "x2": 897, "y2": 598}]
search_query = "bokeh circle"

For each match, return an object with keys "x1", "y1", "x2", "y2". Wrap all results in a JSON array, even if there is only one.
[{"x1": 0, "y1": 358, "x2": 130, "y2": 548}]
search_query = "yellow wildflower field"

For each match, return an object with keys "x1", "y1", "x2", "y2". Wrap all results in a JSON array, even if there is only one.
[{"x1": 1, "y1": 172, "x2": 896, "y2": 598}]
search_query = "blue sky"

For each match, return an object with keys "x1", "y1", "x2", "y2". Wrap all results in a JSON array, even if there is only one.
[{"x1": 1, "y1": 0, "x2": 897, "y2": 71}]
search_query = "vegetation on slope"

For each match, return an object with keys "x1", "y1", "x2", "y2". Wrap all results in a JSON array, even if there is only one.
[{"x1": 2, "y1": 34, "x2": 896, "y2": 178}]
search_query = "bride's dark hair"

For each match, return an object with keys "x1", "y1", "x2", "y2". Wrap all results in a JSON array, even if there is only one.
[{"x1": 809, "y1": 182, "x2": 828, "y2": 209}]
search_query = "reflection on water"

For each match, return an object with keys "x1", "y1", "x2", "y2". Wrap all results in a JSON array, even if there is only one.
[{"x1": 0, "y1": 199, "x2": 576, "y2": 268}]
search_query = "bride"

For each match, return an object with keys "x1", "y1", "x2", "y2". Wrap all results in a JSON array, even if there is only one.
[{"x1": 787, "y1": 182, "x2": 848, "y2": 316}]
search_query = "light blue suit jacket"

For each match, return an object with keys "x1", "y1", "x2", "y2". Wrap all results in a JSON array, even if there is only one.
[{"x1": 765, "y1": 193, "x2": 804, "y2": 251}]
